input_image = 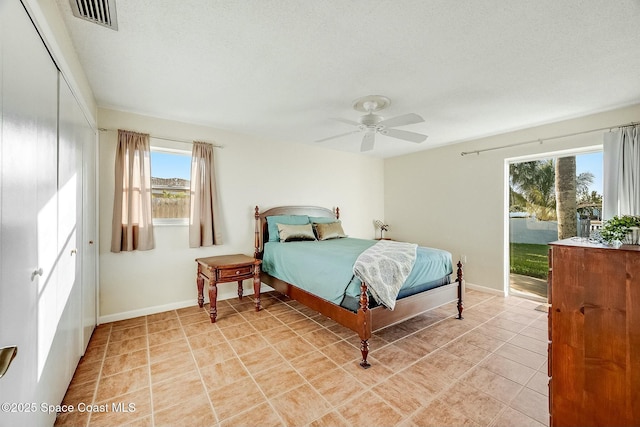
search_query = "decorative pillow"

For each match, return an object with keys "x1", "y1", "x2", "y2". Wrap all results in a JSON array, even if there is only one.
[
  {"x1": 266, "y1": 215, "x2": 310, "y2": 242},
  {"x1": 309, "y1": 216, "x2": 337, "y2": 224},
  {"x1": 277, "y1": 223, "x2": 317, "y2": 242},
  {"x1": 314, "y1": 221, "x2": 347, "y2": 240}
]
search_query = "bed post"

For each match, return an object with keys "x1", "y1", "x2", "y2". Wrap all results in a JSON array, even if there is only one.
[
  {"x1": 456, "y1": 261, "x2": 464, "y2": 320},
  {"x1": 358, "y1": 282, "x2": 372, "y2": 368},
  {"x1": 335, "y1": 206, "x2": 340, "y2": 219},
  {"x1": 254, "y1": 206, "x2": 260, "y2": 259}
]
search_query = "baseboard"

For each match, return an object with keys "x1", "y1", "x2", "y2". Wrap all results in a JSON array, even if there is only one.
[
  {"x1": 98, "y1": 283, "x2": 273, "y2": 324},
  {"x1": 99, "y1": 282, "x2": 500, "y2": 324},
  {"x1": 464, "y1": 281, "x2": 506, "y2": 297}
]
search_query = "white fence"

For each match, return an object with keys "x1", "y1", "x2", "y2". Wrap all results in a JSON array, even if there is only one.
[{"x1": 510, "y1": 218, "x2": 600, "y2": 244}]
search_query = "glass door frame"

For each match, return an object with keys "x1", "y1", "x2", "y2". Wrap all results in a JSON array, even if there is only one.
[{"x1": 503, "y1": 145, "x2": 602, "y2": 299}]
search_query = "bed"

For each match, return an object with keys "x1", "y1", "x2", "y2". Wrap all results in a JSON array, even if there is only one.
[{"x1": 254, "y1": 205, "x2": 464, "y2": 368}]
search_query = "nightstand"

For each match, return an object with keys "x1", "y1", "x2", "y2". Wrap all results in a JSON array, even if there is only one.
[{"x1": 195, "y1": 254, "x2": 262, "y2": 323}]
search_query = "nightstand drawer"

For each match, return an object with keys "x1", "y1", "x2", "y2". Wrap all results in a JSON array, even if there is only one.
[{"x1": 217, "y1": 265, "x2": 254, "y2": 280}]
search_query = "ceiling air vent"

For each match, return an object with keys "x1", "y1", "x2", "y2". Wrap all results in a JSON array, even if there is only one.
[{"x1": 69, "y1": 0, "x2": 118, "y2": 30}]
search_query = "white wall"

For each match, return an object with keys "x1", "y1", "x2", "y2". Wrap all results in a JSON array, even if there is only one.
[
  {"x1": 98, "y1": 108, "x2": 384, "y2": 321},
  {"x1": 384, "y1": 103, "x2": 640, "y2": 294}
]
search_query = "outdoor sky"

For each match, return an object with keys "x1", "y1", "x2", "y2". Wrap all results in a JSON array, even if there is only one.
[
  {"x1": 575, "y1": 151, "x2": 603, "y2": 195},
  {"x1": 151, "y1": 151, "x2": 191, "y2": 180}
]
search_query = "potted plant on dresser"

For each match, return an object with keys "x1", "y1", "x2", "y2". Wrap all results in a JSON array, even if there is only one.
[{"x1": 600, "y1": 215, "x2": 640, "y2": 247}]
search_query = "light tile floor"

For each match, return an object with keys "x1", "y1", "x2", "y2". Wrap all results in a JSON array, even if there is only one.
[{"x1": 55, "y1": 290, "x2": 549, "y2": 427}]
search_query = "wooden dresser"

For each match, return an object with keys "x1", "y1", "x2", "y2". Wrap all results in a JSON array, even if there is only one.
[{"x1": 548, "y1": 239, "x2": 640, "y2": 427}]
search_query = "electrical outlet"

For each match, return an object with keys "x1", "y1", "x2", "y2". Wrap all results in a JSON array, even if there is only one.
[{"x1": 460, "y1": 254, "x2": 467, "y2": 264}]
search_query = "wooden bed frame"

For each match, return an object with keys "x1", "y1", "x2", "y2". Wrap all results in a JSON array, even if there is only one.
[{"x1": 254, "y1": 205, "x2": 464, "y2": 368}]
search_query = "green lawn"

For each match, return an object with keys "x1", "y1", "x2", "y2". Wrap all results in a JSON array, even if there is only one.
[{"x1": 510, "y1": 243, "x2": 549, "y2": 279}]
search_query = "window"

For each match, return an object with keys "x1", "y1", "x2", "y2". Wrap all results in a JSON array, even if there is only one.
[{"x1": 150, "y1": 148, "x2": 191, "y2": 225}]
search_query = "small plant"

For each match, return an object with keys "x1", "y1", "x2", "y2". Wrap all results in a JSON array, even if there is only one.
[
  {"x1": 374, "y1": 220, "x2": 389, "y2": 239},
  {"x1": 600, "y1": 215, "x2": 640, "y2": 244}
]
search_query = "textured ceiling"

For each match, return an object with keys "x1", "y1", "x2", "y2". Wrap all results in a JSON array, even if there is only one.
[{"x1": 55, "y1": 0, "x2": 640, "y2": 158}]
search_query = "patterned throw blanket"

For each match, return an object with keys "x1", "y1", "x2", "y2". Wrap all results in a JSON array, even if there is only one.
[{"x1": 353, "y1": 240, "x2": 418, "y2": 310}]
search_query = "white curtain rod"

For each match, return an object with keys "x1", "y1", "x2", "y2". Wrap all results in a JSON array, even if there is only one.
[
  {"x1": 460, "y1": 121, "x2": 639, "y2": 156},
  {"x1": 98, "y1": 127, "x2": 224, "y2": 148}
]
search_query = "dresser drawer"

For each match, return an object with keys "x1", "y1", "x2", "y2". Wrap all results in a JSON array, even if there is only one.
[{"x1": 217, "y1": 265, "x2": 254, "y2": 280}]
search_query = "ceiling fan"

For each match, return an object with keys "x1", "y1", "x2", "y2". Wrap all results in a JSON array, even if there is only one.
[{"x1": 315, "y1": 95, "x2": 428, "y2": 152}]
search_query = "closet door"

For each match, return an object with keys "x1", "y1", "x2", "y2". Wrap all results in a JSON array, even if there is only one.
[
  {"x1": 56, "y1": 76, "x2": 84, "y2": 388},
  {"x1": 0, "y1": 1, "x2": 59, "y2": 426},
  {"x1": 59, "y1": 74, "x2": 97, "y2": 357},
  {"x1": 81, "y1": 120, "x2": 97, "y2": 352},
  {"x1": 58, "y1": 73, "x2": 98, "y2": 358}
]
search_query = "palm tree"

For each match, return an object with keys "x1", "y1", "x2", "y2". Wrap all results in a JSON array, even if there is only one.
[
  {"x1": 555, "y1": 156, "x2": 577, "y2": 239},
  {"x1": 576, "y1": 171, "x2": 595, "y2": 199},
  {"x1": 510, "y1": 159, "x2": 556, "y2": 220},
  {"x1": 511, "y1": 157, "x2": 601, "y2": 234}
]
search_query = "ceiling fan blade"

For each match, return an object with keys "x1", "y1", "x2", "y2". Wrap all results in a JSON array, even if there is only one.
[
  {"x1": 383, "y1": 128, "x2": 428, "y2": 143},
  {"x1": 315, "y1": 130, "x2": 360, "y2": 143},
  {"x1": 360, "y1": 132, "x2": 375, "y2": 151},
  {"x1": 378, "y1": 113, "x2": 424, "y2": 128}
]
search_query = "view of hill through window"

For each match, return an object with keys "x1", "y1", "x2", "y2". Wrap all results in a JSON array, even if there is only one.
[{"x1": 150, "y1": 151, "x2": 191, "y2": 220}]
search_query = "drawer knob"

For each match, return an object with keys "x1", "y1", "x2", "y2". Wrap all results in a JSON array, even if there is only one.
[{"x1": 236, "y1": 270, "x2": 240, "y2": 275}]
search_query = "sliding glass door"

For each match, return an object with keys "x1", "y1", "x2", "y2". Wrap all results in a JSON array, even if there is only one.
[{"x1": 508, "y1": 150, "x2": 602, "y2": 301}]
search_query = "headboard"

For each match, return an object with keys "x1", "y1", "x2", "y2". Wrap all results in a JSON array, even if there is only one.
[{"x1": 254, "y1": 205, "x2": 339, "y2": 258}]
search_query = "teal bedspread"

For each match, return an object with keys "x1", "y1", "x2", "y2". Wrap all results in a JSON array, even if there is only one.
[{"x1": 262, "y1": 237, "x2": 453, "y2": 305}]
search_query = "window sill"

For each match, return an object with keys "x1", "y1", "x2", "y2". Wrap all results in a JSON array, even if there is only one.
[{"x1": 153, "y1": 219, "x2": 188, "y2": 227}]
